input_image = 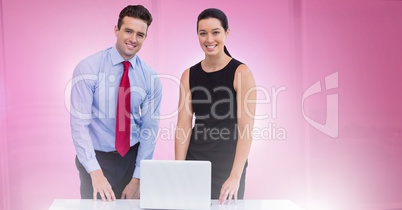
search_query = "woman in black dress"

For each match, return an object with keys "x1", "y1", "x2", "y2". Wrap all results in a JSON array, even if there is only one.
[{"x1": 175, "y1": 8, "x2": 256, "y2": 205}]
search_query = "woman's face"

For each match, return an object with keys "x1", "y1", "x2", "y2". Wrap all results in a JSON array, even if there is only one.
[{"x1": 197, "y1": 18, "x2": 229, "y2": 56}]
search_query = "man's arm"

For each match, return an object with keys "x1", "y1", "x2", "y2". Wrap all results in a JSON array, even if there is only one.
[
  {"x1": 121, "y1": 73, "x2": 162, "y2": 199},
  {"x1": 70, "y1": 61, "x2": 116, "y2": 201}
]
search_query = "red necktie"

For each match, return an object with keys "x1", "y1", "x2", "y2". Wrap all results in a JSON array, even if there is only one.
[{"x1": 115, "y1": 61, "x2": 131, "y2": 157}]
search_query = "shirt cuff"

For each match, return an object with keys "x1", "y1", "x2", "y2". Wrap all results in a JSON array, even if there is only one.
[
  {"x1": 81, "y1": 157, "x2": 101, "y2": 173},
  {"x1": 133, "y1": 165, "x2": 140, "y2": 179}
]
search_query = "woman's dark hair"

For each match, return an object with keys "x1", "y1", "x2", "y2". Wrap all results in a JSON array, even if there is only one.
[
  {"x1": 117, "y1": 5, "x2": 153, "y2": 30},
  {"x1": 197, "y1": 8, "x2": 232, "y2": 57}
]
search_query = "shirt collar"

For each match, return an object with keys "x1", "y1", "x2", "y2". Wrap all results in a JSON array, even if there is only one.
[{"x1": 111, "y1": 45, "x2": 137, "y2": 67}]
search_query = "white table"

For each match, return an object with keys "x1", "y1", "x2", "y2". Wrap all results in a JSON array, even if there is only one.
[{"x1": 49, "y1": 199, "x2": 304, "y2": 210}]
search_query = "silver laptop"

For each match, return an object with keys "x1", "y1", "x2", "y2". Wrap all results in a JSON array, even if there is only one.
[{"x1": 140, "y1": 160, "x2": 211, "y2": 210}]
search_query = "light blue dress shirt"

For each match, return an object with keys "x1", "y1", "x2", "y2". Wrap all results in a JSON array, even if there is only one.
[{"x1": 70, "y1": 46, "x2": 162, "y2": 178}]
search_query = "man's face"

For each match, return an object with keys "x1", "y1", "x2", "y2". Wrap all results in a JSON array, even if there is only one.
[{"x1": 114, "y1": 16, "x2": 148, "y2": 60}]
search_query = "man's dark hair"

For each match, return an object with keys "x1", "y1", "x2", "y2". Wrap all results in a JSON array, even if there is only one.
[{"x1": 117, "y1": 5, "x2": 153, "y2": 30}]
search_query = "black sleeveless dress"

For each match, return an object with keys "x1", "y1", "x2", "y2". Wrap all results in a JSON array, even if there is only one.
[{"x1": 186, "y1": 58, "x2": 248, "y2": 199}]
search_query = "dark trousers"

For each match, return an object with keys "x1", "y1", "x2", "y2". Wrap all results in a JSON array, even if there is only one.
[{"x1": 75, "y1": 143, "x2": 139, "y2": 199}]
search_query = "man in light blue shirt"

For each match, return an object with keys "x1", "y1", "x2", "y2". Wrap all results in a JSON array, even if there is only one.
[{"x1": 70, "y1": 5, "x2": 161, "y2": 201}]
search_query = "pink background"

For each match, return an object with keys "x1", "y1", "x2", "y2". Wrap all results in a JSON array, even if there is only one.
[{"x1": 1, "y1": 0, "x2": 402, "y2": 209}]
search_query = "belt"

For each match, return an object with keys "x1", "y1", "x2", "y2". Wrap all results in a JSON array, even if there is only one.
[{"x1": 95, "y1": 143, "x2": 139, "y2": 154}]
